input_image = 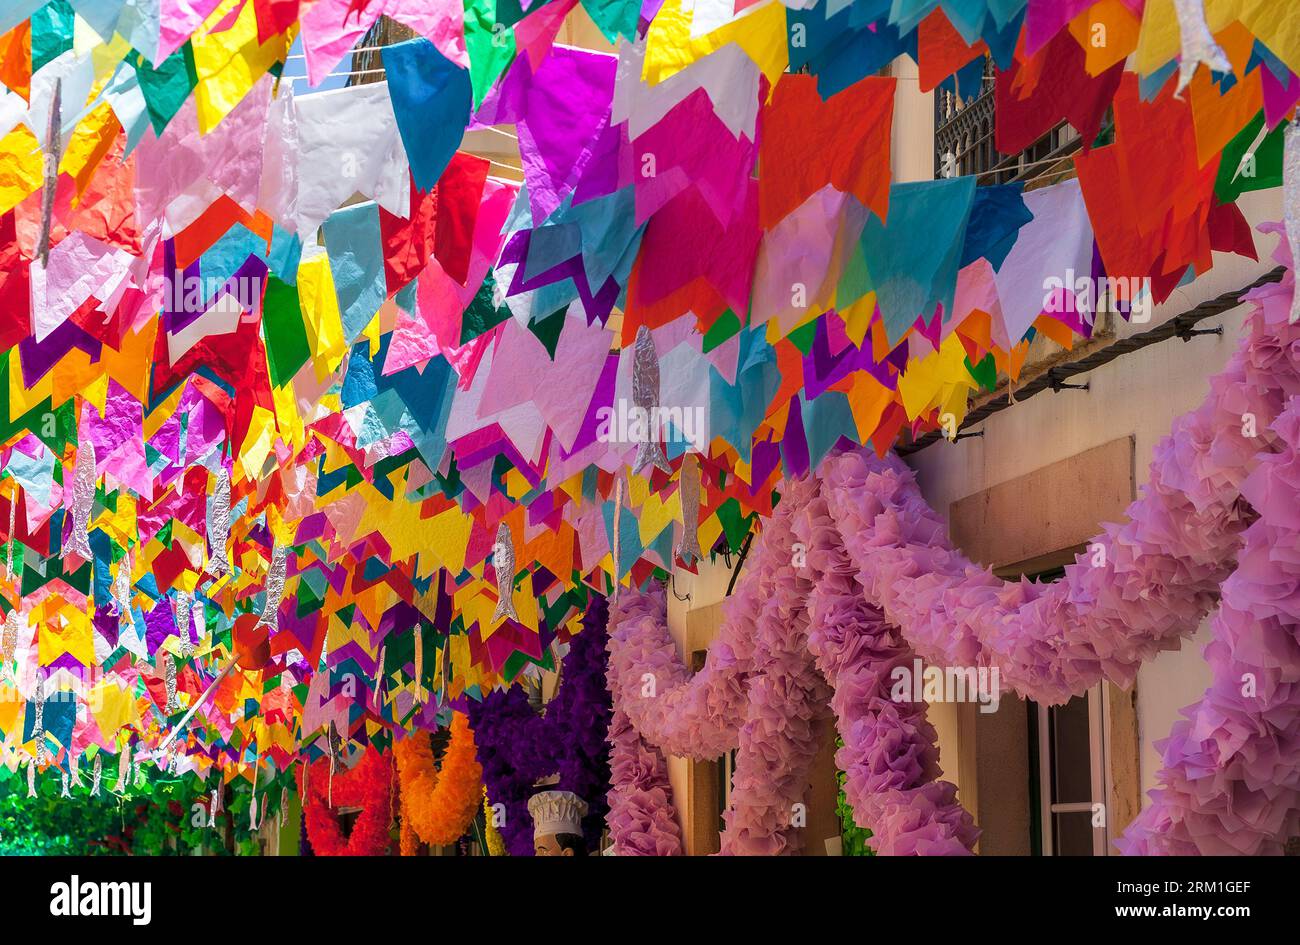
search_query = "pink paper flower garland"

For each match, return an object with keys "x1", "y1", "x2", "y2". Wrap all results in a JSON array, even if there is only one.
[
  {"x1": 814, "y1": 247, "x2": 1300, "y2": 855},
  {"x1": 719, "y1": 475, "x2": 834, "y2": 854},
  {"x1": 1119, "y1": 272, "x2": 1300, "y2": 854},
  {"x1": 608, "y1": 480, "x2": 976, "y2": 855},
  {"x1": 605, "y1": 707, "x2": 684, "y2": 855},
  {"x1": 608, "y1": 488, "x2": 849, "y2": 854},
  {"x1": 609, "y1": 236, "x2": 1300, "y2": 855},
  {"x1": 792, "y1": 475, "x2": 981, "y2": 854}
]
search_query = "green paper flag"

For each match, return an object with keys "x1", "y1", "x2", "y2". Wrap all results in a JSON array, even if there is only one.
[
  {"x1": 262, "y1": 276, "x2": 311, "y2": 388},
  {"x1": 460, "y1": 273, "x2": 513, "y2": 345},
  {"x1": 527, "y1": 306, "x2": 567, "y2": 359},
  {"x1": 30, "y1": 0, "x2": 74, "y2": 73},
  {"x1": 1215, "y1": 111, "x2": 1285, "y2": 203},
  {"x1": 464, "y1": 0, "x2": 517, "y2": 107},
  {"x1": 133, "y1": 44, "x2": 199, "y2": 135}
]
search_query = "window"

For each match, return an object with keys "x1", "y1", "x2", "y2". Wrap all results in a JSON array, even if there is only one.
[
  {"x1": 716, "y1": 748, "x2": 737, "y2": 835},
  {"x1": 1029, "y1": 689, "x2": 1109, "y2": 855},
  {"x1": 1025, "y1": 567, "x2": 1110, "y2": 856}
]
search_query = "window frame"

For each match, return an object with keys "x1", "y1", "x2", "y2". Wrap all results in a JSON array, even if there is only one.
[{"x1": 1035, "y1": 687, "x2": 1110, "y2": 856}]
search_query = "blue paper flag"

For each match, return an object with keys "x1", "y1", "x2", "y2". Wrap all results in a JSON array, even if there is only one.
[{"x1": 381, "y1": 38, "x2": 473, "y2": 192}]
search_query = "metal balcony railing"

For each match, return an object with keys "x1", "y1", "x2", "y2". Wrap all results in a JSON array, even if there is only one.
[{"x1": 934, "y1": 55, "x2": 1083, "y2": 191}]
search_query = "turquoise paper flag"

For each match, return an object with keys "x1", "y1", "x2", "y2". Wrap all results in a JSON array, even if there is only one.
[
  {"x1": 322, "y1": 203, "x2": 386, "y2": 345},
  {"x1": 581, "y1": 0, "x2": 640, "y2": 43},
  {"x1": 856, "y1": 177, "x2": 977, "y2": 344}
]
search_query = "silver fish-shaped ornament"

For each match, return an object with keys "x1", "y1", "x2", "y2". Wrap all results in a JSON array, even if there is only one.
[
  {"x1": 176, "y1": 590, "x2": 195, "y2": 658},
  {"x1": 371, "y1": 644, "x2": 386, "y2": 709},
  {"x1": 26, "y1": 760, "x2": 35, "y2": 797},
  {"x1": 164, "y1": 654, "x2": 179, "y2": 714},
  {"x1": 114, "y1": 744, "x2": 131, "y2": 794},
  {"x1": 491, "y1": 523, "x2": 519, "y2": 623},
  {"x1": 1172, "y1": 0, "x2": 1231, "y2": 96},
  {"x1": 248, "y1": 763, "x2": 260, "y2": 830},
  {"x1": 113, "y1": 546, "x2": 135, "y2": 630},
  {"x1": 676, "y1": 453, "x2": 704, "y2": 565},
  {"x1": 63, "y1": 438, "x2": 96, "y2": 563},
  {"x1": 413, "y1": 625, "x2": 424, "y2": 704},
  {"x1": 90, "y1": 754, "x2": 102, "y2": 796},
  {"x1": 611, "y1": 473, "x2": 624, "y2": 602},
  {"x1": 206, "y1": 467, "x2": 232, "y2": 577},
  {"x1": 32, "y1": 670, "x2": 45, "y2": 765},
  {"x1": 631, "y1": 326, "x2": 672, "y2": 475},
  {"x1": 257, "y1": 542, "x2": 288, "y2": 630},
  {"x1": 35, "y1": 78, "x2": 61, "y2": 267},
  {"x1": 1, "y1": 608, "x2": 18, "y2": 665},
  {"x1": 1285, "y1": 121, "x2": 1300, "y2": 326}
]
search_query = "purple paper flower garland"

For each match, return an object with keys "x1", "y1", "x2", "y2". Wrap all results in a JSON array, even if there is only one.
[
  {"x1": 1121, "y1": 397, "x2": 1300, "y2": 853},
  {"x1": 607, "y1": 512, "x2": 975, "y2": 855},
  {"x1": 467, "y1": 596, "x2": 612, "y2": 855},
  {"x1": 608, "y1": 233, "x2": 1300, "y2": 855}
]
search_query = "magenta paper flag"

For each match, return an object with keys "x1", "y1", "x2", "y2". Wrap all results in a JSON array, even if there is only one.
[
  {"x1": 476, "y1": 45, "x2": 619, "y2": 224},
  {"x1": 158, "y1": 0, "x2": 225, "y2": 62},
  {"x1": 631, "y1": 86, "x2": 756, "y2": 228}
]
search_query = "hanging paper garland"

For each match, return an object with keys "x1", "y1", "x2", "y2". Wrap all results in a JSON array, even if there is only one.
[
  {"x1": 296, "y1": 748, "x2": 394, "y2": 857},
  {"x1": 483, "y1": 791, "x2": 508, "y2": 857},
  {"x1": 610, "y1": 574, "x2": 975, "y2": 855},
  {"x1": 1124, "y1": 395, "x2": 1300, "y2": 853},
  {"x1": 791, "y1": 473, "x2": 978, "y2": 854},
  {"x1": 605, "y1": 707, "x2": 683, "y2": 856},
  {"x1": 1120, "y1": 255, "x2": 1300, "y2": 855},
  {"x1": 467, "y1": 596, "x2": 612, "y2": 855},
  {"x1": 394, "y1": 712, "x2": 484, "y2": 850},
  {"x1": 605, "y1": 470, "x2": 973, "y2": 855}
]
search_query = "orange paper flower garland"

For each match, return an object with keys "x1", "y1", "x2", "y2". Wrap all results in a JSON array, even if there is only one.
[{"x1": 394, "y1": 712, "x2": 484, "y2": 850}]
